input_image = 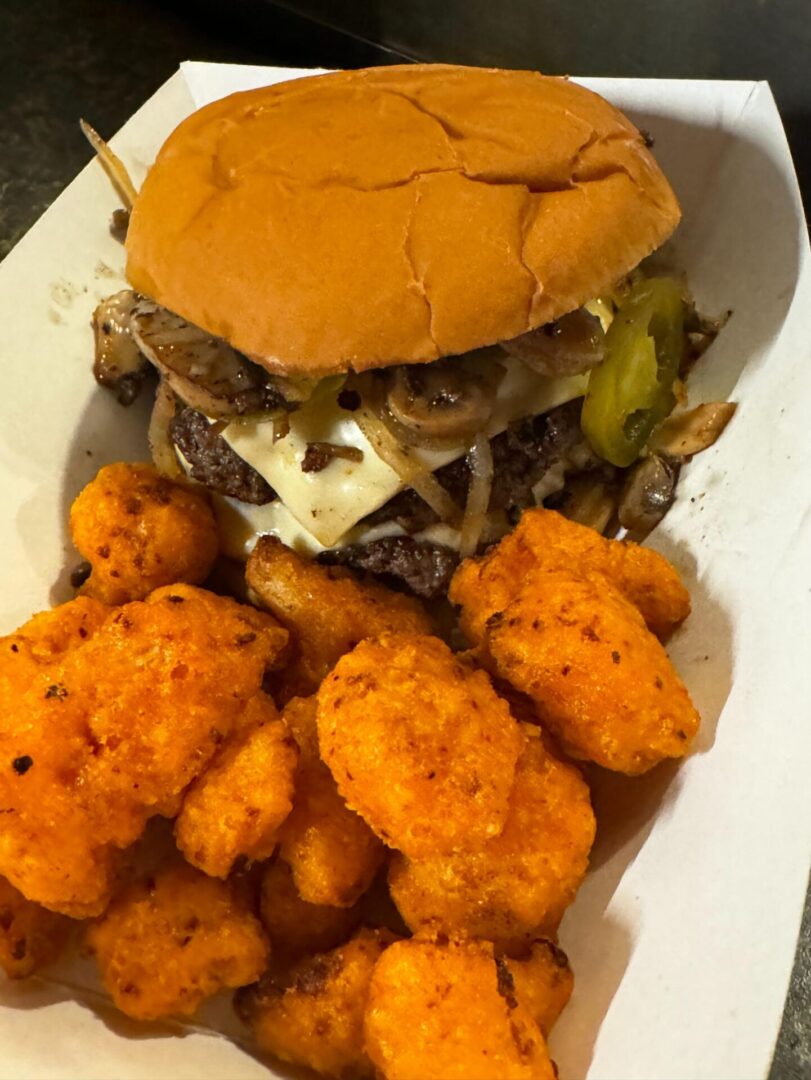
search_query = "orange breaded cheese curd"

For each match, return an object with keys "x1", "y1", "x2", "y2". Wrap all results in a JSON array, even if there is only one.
[
  {"x1": 85, "y1": 586, "x2": 288, "y2": 815},
  {"x1": 450, "y1": 507, "x2": 691, "y2": 643},
  {"x1": 482, "y1": 568, "x2": 700, "y2": 774},
  {"x1": 0, "y1": 597, "x2": 109, "y2": 699},
  {"x1": 236, "y1": 928, "x2": 396, "y2": 1078},
  {"x1": 175, "y1": 692, "x2": 298, "y2": 878},
  {"x1": 0, "y1": 586, "x2": 288, "y2": 917},
  {"x1": 279, "y1": 697, "x2": 385, "y2": 908},
  {"x1": 0, "y1": 596, "x2": 111, "y2": 669},
  {"x1": 317, "y1": 634, "x2": 525, "y2": 858},
  {"x1": 246, "y1": 536, "x2": 433, "y2": 699},
  {"x1": 505, "y1": 938, "x2": 575, "y2": 1037},
  {"x1": 389, "y1": 729, "x2": 595, "y2": 952},
  {"x1": 86, "y1": 861, "x2": 268, "y2": 1021},
  {"x1": 280, "y1": 759, "x2": 386, "y2": 909},
  {"x1": 0, "y1": 875, "x2": 69, "y2": 979},
  {"x1": 70, "y1": 461, "x2": 219, "y2": 605},
  {"x1": 363, "y1": 936, "x2": 556, "y2": 1080},
  {"x1": 0, "y1": 694, "x2": 121, "y2": 919},
  {"x1": 259, "y1": 858, "x2": 361, "y2": 963},
  {"x1": 281, "y1": 695, "x2": 322, "y2": 760}
]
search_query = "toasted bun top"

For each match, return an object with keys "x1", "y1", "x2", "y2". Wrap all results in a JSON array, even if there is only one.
[{"x1": 126, "y1": 64, "x2": 680, "y2": 377}]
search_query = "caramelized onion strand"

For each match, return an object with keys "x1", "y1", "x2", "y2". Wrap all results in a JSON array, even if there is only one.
[
  {"x1": 148, "y1": 379, "x2": 184, "y2": 480},
  {"x1": 80, "y1": 119, "x2": 138, "y2": 209},
  {"x1": 354, "y1": 407, "x2": 461, "y2": 526},
  {"x1": 459, "y1": 434, "x2": 494, "y2": 559}
]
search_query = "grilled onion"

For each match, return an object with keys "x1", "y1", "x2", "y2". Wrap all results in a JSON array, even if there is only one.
[
  {"x1": 354, "y1": 407, "x2": 461, "y2": 525},
  {"x1": 79, "y1": 119, "x2": 138, "y2": 208},
  {"x1": 459, "y1": 434, "x2": 494, "y2": 558},
  {"x1": 148, "y1": 379, "x2": 184, "y2": 480}
]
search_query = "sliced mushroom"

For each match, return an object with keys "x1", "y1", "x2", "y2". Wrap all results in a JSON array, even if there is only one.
[
  {"x1": 680, "y1": 306, "x2": 731, "y2": 376},
  {"x1": 92, "y1": 289, "x2": 150, "y2": 405},
  {"x1": 384, "y1": 358, "x2": 496, "y2": 444},
  {"x1": 130, "y1": 300, "x2": 295, "y2": 420},
  {"x1": 502, "y1": 308, "x2": 606, "y2": 378},
  {"x1": 109, "y1": 208, "x2": 130, "y2": 242},
  {"x1": 649, "y1": 402, "x2": 737, "y2": 459},
  {"x1": 559, "y1": 476, "x2": 617, "y2": 535},
  {"x1": 618, "y1": 454, "x2": 680, "y2": 538}
]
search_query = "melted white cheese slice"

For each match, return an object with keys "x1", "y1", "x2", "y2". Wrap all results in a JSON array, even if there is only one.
[
  {"x1": 221, "y1": 359, "x2": 588, "y2": 547},
  {"x1": 214, "y1": 496, "x2": 327, "y2": 559},
  {"x1": 213, "y1": 494, "x2": 469, "y2": 563}
]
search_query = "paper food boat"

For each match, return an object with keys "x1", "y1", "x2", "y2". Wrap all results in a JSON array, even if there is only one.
[{"x1": 0, "y1": 63, "x2": 808, "y2": 1080}]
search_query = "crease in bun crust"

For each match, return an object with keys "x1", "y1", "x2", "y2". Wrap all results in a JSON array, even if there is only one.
[{"x1": 126, "y1": 65, "x2": 680, "y2": 377}]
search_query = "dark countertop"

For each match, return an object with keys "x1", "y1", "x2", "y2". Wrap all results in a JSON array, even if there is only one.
[{"x1": 0, "y1": 2, "x2": 808, "y2": 1077}]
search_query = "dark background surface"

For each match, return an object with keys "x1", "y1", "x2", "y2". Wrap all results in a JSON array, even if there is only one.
[{"x1": 0, "y1": 1, "x2": 808, "y2": 1076}]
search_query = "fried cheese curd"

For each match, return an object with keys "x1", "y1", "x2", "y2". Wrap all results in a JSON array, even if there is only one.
[
  {"x1": 0, "y1": 875, "x2": 69, "y2": 979},
  {"x1": 175, "y1": 692, "x2": 298, "y2": 878},
  {"x1": 70, "y1": 462, "x2": 219, "y2": 605},
  {"x1": 279, "y1": 697, "x2": 385, "y2": 907},
  {"x1": 450, "y1": 507, "x2": 691, "y2": 643},
  {"x1": 86, "y1": 861, "x2": 268, "y2": 1021},
  {"x1": 0, "y1": 596, "x2": 110, "y2": 699},
  {"x1": 237, "y1": 928, "x2": 395, "y2": 1078},
  {"x1": 317, "y1": 634, "x2": 525, "y2": 858},
  {"x1": 260, "y1": 858, "x2": 360, "y2": 963},
  {"x1": 389, "y1": 729, "x2": 595, "y2": 952},
  {"x1": 482, "y1": 569, "x2": 700, "y2": 773},
  {"x1": 0, "y1": 586, "x2": 287, "y2": 916},
  {"x1": 246, "y1": 536, "x2": 432, "y2": 699},
  {"x1": 364, "y1": 936, "x2": 555, "y2": 1080},
  {"x1": 0, "y1": 601, "x2": 118, "y2": 916},
  {"x1": 505, "y1": 939, "x2": 575, "y2": 1037}
]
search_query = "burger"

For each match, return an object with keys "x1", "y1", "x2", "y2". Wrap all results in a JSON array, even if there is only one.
[{"x1": 90, "y1": 64, "x2": 732, "y2": 598}]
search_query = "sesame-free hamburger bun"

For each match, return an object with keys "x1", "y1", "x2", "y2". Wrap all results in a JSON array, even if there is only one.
[{"x1": 126, "y1": 64, "x2": 680, "y2": 377}]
